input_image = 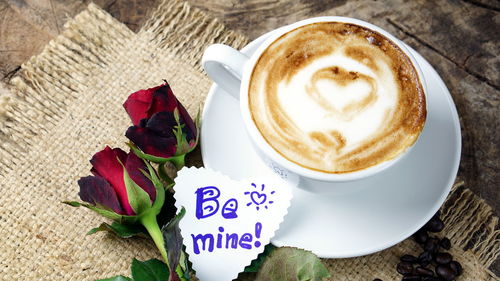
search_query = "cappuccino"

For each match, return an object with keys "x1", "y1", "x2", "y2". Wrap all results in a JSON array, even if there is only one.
[{"x1": 248, "y1": 22, "x2": 426, "y2": 173}]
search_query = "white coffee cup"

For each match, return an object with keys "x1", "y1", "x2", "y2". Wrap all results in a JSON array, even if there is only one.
[{"x1": 202, "y1": 16, "x2": 427, "y2": 187}]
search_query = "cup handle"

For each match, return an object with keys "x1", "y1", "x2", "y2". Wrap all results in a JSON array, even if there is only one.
[{"x1": 202, "y1": 44, "x2": 250, "y2": 99}]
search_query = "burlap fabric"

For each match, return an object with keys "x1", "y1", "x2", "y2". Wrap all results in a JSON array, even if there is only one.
[{"x1": 0, "y1": 1, "x2": 498, "y2": 280}]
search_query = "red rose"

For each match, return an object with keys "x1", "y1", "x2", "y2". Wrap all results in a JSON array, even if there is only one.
[
  {"x1": 78, "y1": 146, "x2": 158, "y2": 216},
  {"x1": 68, "y1": 147, "x2": 171, "y2": 274},
  {"x1": 124, "y1": 83, "x2": 198, "y2": 168}
]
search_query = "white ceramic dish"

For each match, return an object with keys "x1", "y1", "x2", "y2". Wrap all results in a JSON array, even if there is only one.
[{"x1": 200, "y1": 29, "x2": 461, "y2": 258}]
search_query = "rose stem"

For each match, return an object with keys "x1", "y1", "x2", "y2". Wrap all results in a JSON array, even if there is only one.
[
  {"x1": 170, "y1": 154, "x2": 185, "y2": 170},
  {"x1": 140, "y1": 212, "x2": 187, "y2": 281}
]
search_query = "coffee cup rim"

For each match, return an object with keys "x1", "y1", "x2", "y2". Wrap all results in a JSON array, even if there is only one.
[{"x1": 239, "y1": 16, "x2": 427, "y2": 181}]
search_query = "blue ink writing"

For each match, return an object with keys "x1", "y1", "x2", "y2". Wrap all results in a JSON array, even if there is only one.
[
  {"x1": 191, "y1": 183, "x2": 273, "y2": 254},
  {"x1": 191, "y1": 222, "x2": 262, "y2": 254},
  {"x1": 195, "y1": 186, "x2": 220, "y2": 219},
  {"x1": 245, "y1": 183, "x2": 275, "y2": 211},
  {"x1": 191, "y1": 233, "x2": 215, "y2": 254},
  {"x1": 217, "y1": 227, "x2": 224, "y2": 248},
  {"x1": 254, "y1": 222, "x2": 262, "y2": 248},
  {"x1": 195, "y1": 186, "x2": 238, "y2": 219},
  {"x1": 239, "y1": 233, "x2": 252, "y2": 249},
  {"x1": 222, "y1": 199, "x2": 238, "y2": 219}
]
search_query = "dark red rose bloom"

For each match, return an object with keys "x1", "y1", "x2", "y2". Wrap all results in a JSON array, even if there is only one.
[
  {"x1": 124, "y1": 83, "x2": 198, "y2": 165},
  {"x1": 78, "y1": 146, "x2": 156, "y2": 216}
]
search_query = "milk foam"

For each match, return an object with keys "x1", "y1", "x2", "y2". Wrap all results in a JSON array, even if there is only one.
[
  {"x1": 248, "y1": 22, "x2": 426, "y2": 173},
  {"x1": 277, "y1": 52, "x2": 398, "y2": 154}
]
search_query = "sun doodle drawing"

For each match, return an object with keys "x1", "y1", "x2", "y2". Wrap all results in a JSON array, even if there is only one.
[{"x1": 244, "y1": 183, "x2": 275, "y2": 211}]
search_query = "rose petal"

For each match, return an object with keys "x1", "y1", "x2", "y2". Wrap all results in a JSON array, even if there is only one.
[
  {"x1": 146, "y1": 111, "x2": 177, "y2": 138},
  {"x1": 78, "y1": 176, "x2": 125, "y2": 214},
  {"x1": 124, "y1": 85, "x2": 161, "y2": 126},
  {"x1": 148, "y1": 84, "x2": 178, "y2": 116},
  {"x1": 90, "y1": 146, "x2": 135, "y2": 215},
  {"x1": 177, "y1": 102, "x2": 197, "y2": 141},
  {"x1": 125, "y1": 152, "x2": 156, "y2": 202},
  {"x1": 126, "y1": 126, "x2": 177, "y2": 158}
]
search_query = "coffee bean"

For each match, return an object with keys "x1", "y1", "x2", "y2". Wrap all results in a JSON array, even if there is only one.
[
  {"x1": 401, "y1": 254, "x2": 418, "y2": 263},
  {"x1": 415, "y1": 266, "x2": 434, "y2": 277},
  {"x1": 422, "y1": 277, "x2": 441, "y2": 281},
  {"x1": 413, "y1": 230, "x2": 429, "y2": 244},
  {"x1": 395, "y1": 211, "x2": 463, "y2": 280},
  {"x1": 418, "y1": 251, "x2": 433, "y2": 267},
  {"x1": 436, "y1": 265, "x2": 456, "y2": 281},
  {"x1": 425, "y1": 217, "x2": 444, "y2": 233},
  {"x1": 397, "y1": 261, "x2": 414, "y2": 275},
  {"x1": 449, "y1": 261, "x2": 462, "y2": 276},
  {"x1": 402, "y1": 276, "x2": 422, "y2": 281},
  {"x1": 373, "y1": 279, "x2": 382, "y2": 281},
  {"x1": 433, "y1": 210, "x2": 441, "y2": 218},
  {"x1": 435, "y1": 252, "x2": 452, "y2": 264},
  {"x1": 424, "y1": 238, "x2": 439, "y2": 253},
  {"x1": 439, "y1": 237, "x2": 451, "y2": 250}
]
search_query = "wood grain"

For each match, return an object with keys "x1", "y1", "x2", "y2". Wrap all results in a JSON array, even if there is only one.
[
  {"x1": 0, "y1": 0, "x2": 498, "y2": 272},
  {"x1": 0, "y1": 0, "x2": 158, "y2": 79}
]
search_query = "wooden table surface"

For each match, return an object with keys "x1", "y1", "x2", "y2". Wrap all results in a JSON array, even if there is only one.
[{"x1": 1, "y1": 0, "x2": 498, "y2": 272}]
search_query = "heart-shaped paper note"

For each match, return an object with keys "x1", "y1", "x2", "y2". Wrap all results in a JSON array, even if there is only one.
[{"x1": 174, "y1": 167, "x2": 293, "y2": 281}]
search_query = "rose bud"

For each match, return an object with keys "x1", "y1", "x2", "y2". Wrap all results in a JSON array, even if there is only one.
[
  {"x1": 65, "y1": 147, "x2": 189, "y2": 279},
  {"x1": 124, "y1": 82, "x2": 199, "y2": 169},
  {"x1": 65, "y1": 146, "x2": 165, "y2": 224}
]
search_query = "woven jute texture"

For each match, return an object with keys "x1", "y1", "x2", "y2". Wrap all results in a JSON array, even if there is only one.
[{"x1": 0, "y1": 1, "x2": 498, "y2": 280}]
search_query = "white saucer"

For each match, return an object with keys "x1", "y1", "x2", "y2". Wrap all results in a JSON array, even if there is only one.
[{"x1": 200, "y1": 30, "x2": 461, "y2": 258}]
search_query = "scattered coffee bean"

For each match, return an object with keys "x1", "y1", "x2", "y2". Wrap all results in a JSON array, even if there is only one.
[
  {"x1": 435, "y1": 252, "x2": 452, "y2": 265},
  {"x1": 397, "y1": 261, "x2": 414, "y2": 275},
  {"x1": 418, "y1": 252, "x2": 432, "y2": 267},
  {"x1": 421, "y1": 277, "x2": 440, "y2": 281},
  {"x1": 402, "y1": 276, "x2": 422, "y2": 281},
  {"x1": 425, "y1": 217, "x2": 444, "y2": 233},
  {"x1": 418, "y1": 251, "x2": 433, "y2": 267},
  {"x1": 424, "y1": 238, "x2": 439, "y2": 253},
  {"x1": 436, "y1": 264, "x2": 456, "y2": 281},
  {"x1": 449, "y1": 261, "x2": 462, "y2": 276},
  {"x1": 433, "y1": 210, "x2": 441, "y2": 218},
  {"x1": 373, "y1": 279, "x2": 382, "y2": 281},
  {"x1": 439, "y1": 237, "x2": 451, "y2": 250},
  {"x1": 415, "y1": 266, "x2": 434, "y2": 277},
  {"x1": 401, "y1": 254, "x2": 418, "y2": 263},
  {"x1": 413, "y1": 229, "x2": 429, "y2": 244},
  {"x1": 418, "y1": 252, "x2": 433, "y2": 267},
  {"x1": 397, "y1": 212, "x2": 463, "y2": 280}
]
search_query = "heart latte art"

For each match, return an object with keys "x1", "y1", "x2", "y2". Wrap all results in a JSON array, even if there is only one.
[{"x1": 249, "y1": 22, "x2": 426, "y2": 173}]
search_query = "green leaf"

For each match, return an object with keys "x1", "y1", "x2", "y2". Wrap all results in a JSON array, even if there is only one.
[
  {"x1": 146, "y1": 163, "x2": 166, "y2": 217},
  {"x1": 143, "y1": 160, "x2": 162, "y2": 188},
  {"x1": 172, "y1": 108, "x2": 185, "y2": 153},
  {"x1": 128, "y1": 142, "x2": 170, "y2": 164},
  {"x1": 131, "y1": 258, "x2": 169, "y2": 281},
  {"x1": 192, "y1": 108, "x2": 201, "y2": 152},
  {"x1": 95, "y1": 276, "x2": 132, "y2": 281},
  {"x1": 63, "y1": 201, "x2": 124, "y2": 221},
  {"x1": 123, "y1": 167, "x2": 152, "y2": 215},
  {"x1": 87, "y1": 222, "x2": 147, "y2": 238},
  {"x1": 255, "y1": 247, "x2": 331, "y2": 281},
  {"x1": 161, "y1": 207, "x2": 185, "y2": 279},
  {"x1": 156, "y1": 190, "x2": 177, "y2": 230},
  {"x1": 244, "y1": 244, "x2": 276, "y2": 272},
  {"x1": 63, "y1": 201, "x2": 81, "y2": 207},
  {"x1": 128, "y1": 142, "x2": 187, "y2": 169},
  {"x1": 179, "y1": 249, "x2": 191, "y2": 280}
]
